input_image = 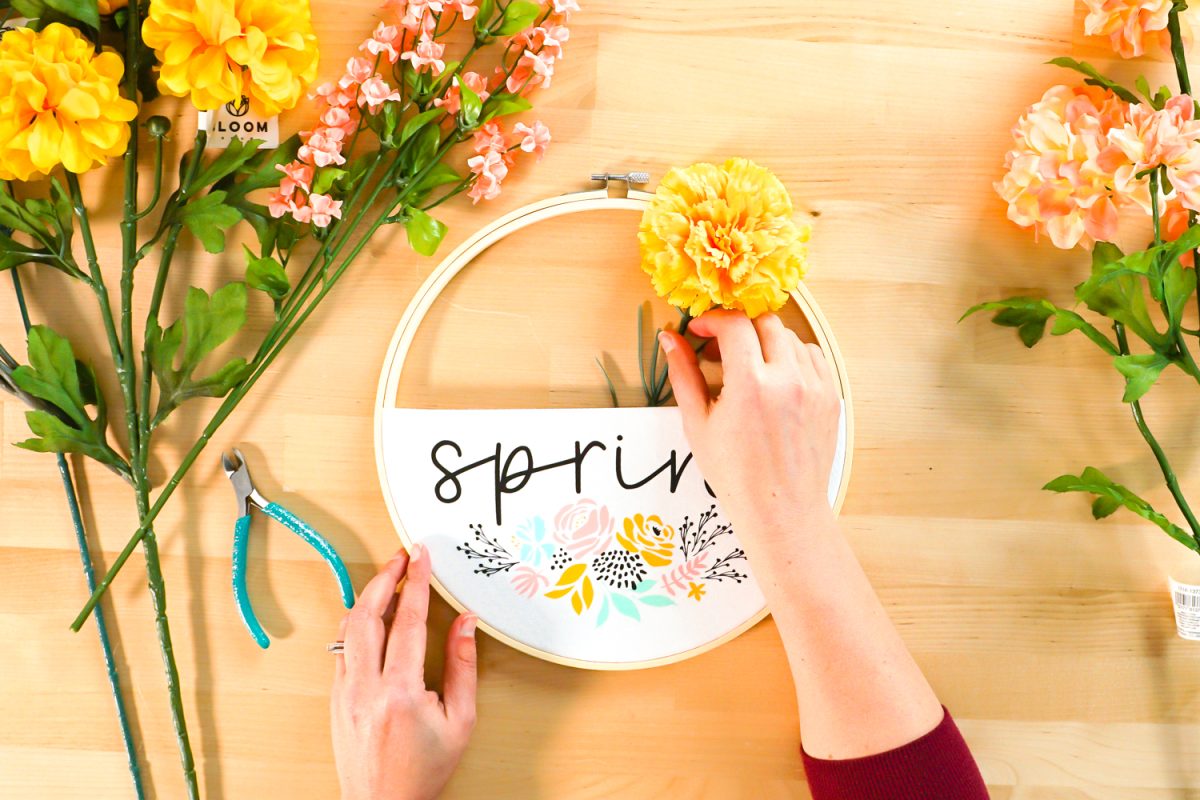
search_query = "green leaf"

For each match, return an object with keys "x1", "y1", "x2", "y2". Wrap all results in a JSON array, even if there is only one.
[
  {"x1": 189, "y1": 138, "x2": 264, "y2": 193},
  {"x1": 243, "y1": 245, "x2": 290, "y2": 301},
  {"x1": 1113, "y1": 352, "x2": 1170, "y2": 402},
  {"x1": 609, "y1": 592, "x2": 641, "y2": 621},
  {"x1": 404, "y1": 207, "x2": 448, "y2": 256},
  {"x1": 13, "y1": 326, "x2": 85, "y2": 427},
  {"x1": 311, "y1": 168, "x2": 347, "y2": 196},
  {"x1": 960, "y1": 297, "x2": 1118, "y2": 354},
  {"x1": 1092, "y1": 495, "x2": 1121, "y2": 519},
  {"x1": 221, "y1": 135, "x2": 302, "y2": 195},
  {"x1": 181, "y1": 191, "x2": 243, "y2": 253},
  {"x1": 1044, "y1": 466, "x2": 1198, "y2": 551},
  {"x1": 1046, "y1": 57, "x2": 1140, "y2": 103},
  {"x1": 459, "y1": 79, "x2": 483, "y2": 127},
  {"x1": 482, "y1": 93, "x2": 533, "y2": 122},
  {"x1": 148, "y1": 283, "x2": 250, "y2": 425},
  {"x1": 474, "y1": 0, "x2": 496, "y2": 35},
  {"x1": 496, "y1": 0, "x2": 540, "y2": 34},
  {"x1": 1162, "y1": 259, "x2": 1197, "y2": 329},
  {"x1": 10, "y1": 327, "x2": 124, "y2": 473},
  {"x1": 1075, "y1": 250, "x2": 1168, "y2": 349},
  {"x1": 400, "y1": 108, "x2": 443, "y2": 145},
  {"x1": 639, "y1": 594, "x2": 674, "y2": 607},
  {"x1": 409, "y1": 163, "x2": 462, "y2": 204},
  {"x1": 405, "y1": 124, "x2": 441, "y2": 177},
  {"x1": 41, "y1": 0, "x2": 100, "y2": 29}
]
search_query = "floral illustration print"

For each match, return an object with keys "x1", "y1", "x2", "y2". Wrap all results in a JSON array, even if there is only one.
[
  {"x1": 617, "y1": 513, "x2": 675, "y2": 567},
  {"x1": 457, "y1": 501, "x2": 747, "y2": 625}
]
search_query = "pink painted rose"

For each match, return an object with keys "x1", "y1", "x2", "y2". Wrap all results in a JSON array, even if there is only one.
[
  {"x1": 551, "y1": 500, "x2": 613, "y2": 561},
  {"x1": 510, "y1": 565, "x2": 548, "y2": 598}
]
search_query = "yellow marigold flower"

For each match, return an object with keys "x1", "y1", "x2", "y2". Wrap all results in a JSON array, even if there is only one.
[
  {"x1": 639, "y1": 158, "x2": 810, "y2": 318},
  {"x1": 98, "y1": 0, "x2": 129, "y2": 14},
  {"x1": 0, "y1": 24, "x2": 138, "y2": 182},
  {"x1": 142, "y1": 0, "x2": 320, "y2": 117},
  {"x1": 617, "y1": 514, "x2": 675, "y2": 568}
]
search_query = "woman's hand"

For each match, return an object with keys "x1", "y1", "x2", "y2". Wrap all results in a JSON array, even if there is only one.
[
  {"x1": 331, "y1": 545, "x2": 478, "y2": 800},
  {"x1": 660, "y1": 309, "x2": 841, "y2": 548}
]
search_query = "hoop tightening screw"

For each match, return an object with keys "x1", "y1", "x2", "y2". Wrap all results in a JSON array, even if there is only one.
[{"x1": 591, "y1": 171, "x2": 650, "y2": 187}]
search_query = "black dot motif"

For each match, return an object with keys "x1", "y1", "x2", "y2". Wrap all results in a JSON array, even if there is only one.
[
  {"x1": 549, "y1": 547, "x2": 572, "y2": 571},
  {"x1": 591, "y1": 548, "x2": 647, "y2": 590}
]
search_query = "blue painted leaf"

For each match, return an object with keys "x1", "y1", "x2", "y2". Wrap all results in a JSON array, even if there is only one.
[
  {"x1": 639, "y1": 595, "x2": 674, "y2": 607},
  {"x1": 595, "y1": 595, "x2": 610, "y2": 628},
  {"x1": 633, "y1": 579, "x2": 655, "y2": 594},
  {"x1": 610, "y1": 592, "x2": 640, "y2": 621}
]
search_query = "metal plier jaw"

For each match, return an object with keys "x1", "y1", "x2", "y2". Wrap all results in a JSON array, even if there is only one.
[{"x1": 221, "y1": 448, "x2": 355, "y2": 649}]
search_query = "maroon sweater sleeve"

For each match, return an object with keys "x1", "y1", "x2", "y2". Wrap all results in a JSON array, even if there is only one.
[{"x1": 801, "y1": 708, "x2": 988, "y2": 800}]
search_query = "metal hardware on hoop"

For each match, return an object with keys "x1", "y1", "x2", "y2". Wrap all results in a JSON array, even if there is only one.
[{"x1": 590, "y1": 171, "x2": 651, "y2": 197}]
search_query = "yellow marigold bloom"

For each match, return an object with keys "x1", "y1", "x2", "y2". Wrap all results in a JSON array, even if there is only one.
[
  {"x1": 98, "y1": 0, "x2": 129, "y2": 14},
  {"x1": 0, "y1": 24, "x2": 137, "y2": 182},
  {"x1": 142, "y1": 0, "x2": 320, "y2": 117},
  {"x1": 639, "y1": 158, "x2": 810, "y2": 318}
]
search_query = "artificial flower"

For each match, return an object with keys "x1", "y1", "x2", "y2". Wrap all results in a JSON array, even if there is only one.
[
  {"x1": 1083, "y1": 0, "x2": 1174, "y2": 58},
  {"x1": 98, "y1": 0, "x2": 129, "y2": 14},
  {"x1": 994, "y1": 84, "x2": 1133, "y2": 250},
  {"x1": 359, "y1": 75, "x2": 402, "y2": 110},
  {"x1": 434, "y1": 71, "x2": 490, "y2": 115},
  {"x1": 307, "y1": 193, "x2": 343, "y2": 227},
  {"x1": 361, "y1": 22, "x2": 401, "y2": 64},
  {"x1": 617, "y1": 514, "x2": 675, "y2": 568},
  {"x1": 142, "y1": 0, "x2": 320, "y2": 116},
  {"x1": 551, "y1": 500, "x2": 613, "y2": 561},
  {"x1": 400, "y1": 34, "x2": 446, "y2": 74},
  {"x1": 513, "y1": 120, "x2": 551, "y2": 159},
  {"x1": 639, "y1": 157, "x2": 810, "y2": 317},
  {"x1": 0, "y1": 24, "x2": 138, "y2": 181},
  {"x1": 1105, "y1": 95, "x2": 1200, "y2": 210},
  {"x1": 466, "y1": 150, "x2": 508, "y2": 202}
]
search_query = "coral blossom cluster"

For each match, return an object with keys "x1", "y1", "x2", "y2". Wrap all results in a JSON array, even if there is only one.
[
  {"x1": 271, "y1": 0, "x2": 573, "y2": 226},
  {"x1": 996, "y1": 84, "x2": 1200, "y2": 250},
  {"x1": 1083, "y1": 0, "x2": 1176, "y2": 59}
]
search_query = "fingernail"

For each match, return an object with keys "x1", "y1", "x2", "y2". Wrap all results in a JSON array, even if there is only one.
[
  {"x1": 461, "y1": 614, "x2": 477, "y2": 638},
  {"x1": 410, "y1": 542, "x2": 423, "y2": 562},
  {"x1": 658, "y1": 332, "x2": 675, "y2": 353}
]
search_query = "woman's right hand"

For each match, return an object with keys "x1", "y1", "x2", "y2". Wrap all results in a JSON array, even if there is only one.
[{"x1": 659, "y1": 309, "x2": 841, "y2": 550}]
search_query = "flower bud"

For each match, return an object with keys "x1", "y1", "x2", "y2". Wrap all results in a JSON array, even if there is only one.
[{"x1": 146, "y1": 115, "x2": 171, "y2": 138}]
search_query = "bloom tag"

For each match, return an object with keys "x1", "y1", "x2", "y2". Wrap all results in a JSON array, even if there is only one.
[
  {"x1": 1169, "y1": 577, "x2": 1200, "y2": 640},
  {"x1": 199, "y1": 97, "x2": 279, "y2": 149}
]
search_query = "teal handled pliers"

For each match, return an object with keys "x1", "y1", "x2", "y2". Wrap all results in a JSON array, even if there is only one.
[{"x1": 222, "y1": 448, "x2": 355, "y2": 648}]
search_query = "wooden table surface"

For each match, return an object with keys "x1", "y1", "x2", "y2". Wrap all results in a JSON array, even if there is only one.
[{"x1": 5, "y1": 0, "x2": 1200, "y2": 797}]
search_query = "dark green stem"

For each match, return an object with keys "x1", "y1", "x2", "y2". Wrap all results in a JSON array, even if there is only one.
[
  {"x1": 1169, "y1": 6, "x2": 1192, "y2": 95},
  {"x1": 133, "y1": 134, "x2": 165, "y2": 221},
  {"x1": 1115, "y1": 323, "x2": 1200, "y2": 544},
  {"x1": 11, "y1": 268, "x2": 145, "y2": 799}
]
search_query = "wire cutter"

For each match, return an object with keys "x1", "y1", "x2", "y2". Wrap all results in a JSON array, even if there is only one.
[{"x1": 222, "y1": 448, "x2": 355, "y2": 648}]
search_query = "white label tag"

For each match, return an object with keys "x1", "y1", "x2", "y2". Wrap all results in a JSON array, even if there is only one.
[
  {"x1": 1169, "y1": 577, "x2": 1200, "y2": 640},
  {"x1": 200, "y1": 96, "x2": 279, "y2": 149}
]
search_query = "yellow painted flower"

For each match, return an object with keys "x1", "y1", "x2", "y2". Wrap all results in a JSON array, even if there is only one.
[
  {"x1": 617, "y1": 514, "x2": 675, "y2": 568},
  {"x1": 639, "y1": 158, "x2": 810, "y2": 318},
  {"x1": 98, "y1": 0, "x2": 129, "y2": 14},
  {"x1": 142, "y1": 0, "x2": 320, "y2": 117},
  {"x1": 0, "y1": 24, "x2": 138, "y2": 182}
]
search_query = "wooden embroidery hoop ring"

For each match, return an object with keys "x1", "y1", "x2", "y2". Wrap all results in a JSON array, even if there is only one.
[{"x1": 374, "y1": 179, "x2": 855, "y2": 670}]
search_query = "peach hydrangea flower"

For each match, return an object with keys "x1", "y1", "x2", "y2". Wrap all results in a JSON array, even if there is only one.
[
  {"x1": 1083, "y1": 0, "x2": 1174, "y2": 58},
  {"x1": 1104, "y1": 95, "x2": 1200, "y2": 210},
  {"x1": 995, "y1": 84, "x2": 1134, "y2": 250}
]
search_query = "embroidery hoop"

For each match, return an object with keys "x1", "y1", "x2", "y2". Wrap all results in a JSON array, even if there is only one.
[{"x1": 374, "y1": 174, "x2": 855, "y2": 669}]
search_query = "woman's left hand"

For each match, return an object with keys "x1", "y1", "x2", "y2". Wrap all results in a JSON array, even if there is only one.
[{"x1": 331, "y1": 545, "x2": 478, "y2": 800}]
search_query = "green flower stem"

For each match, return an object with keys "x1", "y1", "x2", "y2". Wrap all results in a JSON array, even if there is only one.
[
  {"x1": 133, "y1": 133, "x2": 166, "y2": 221},
  {"x1": 73, "y1": 136, "x2": 461, "y2": 628},
  {"x1": 11, "y1": 268, "x2": 146, "y2": 800},
  {"x1": 1169, "y1": 6, "x2": 1192, "y2": 95},
  {"x1": 1115, "y1": 322, "x2": 1200, "y2": 544}
]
